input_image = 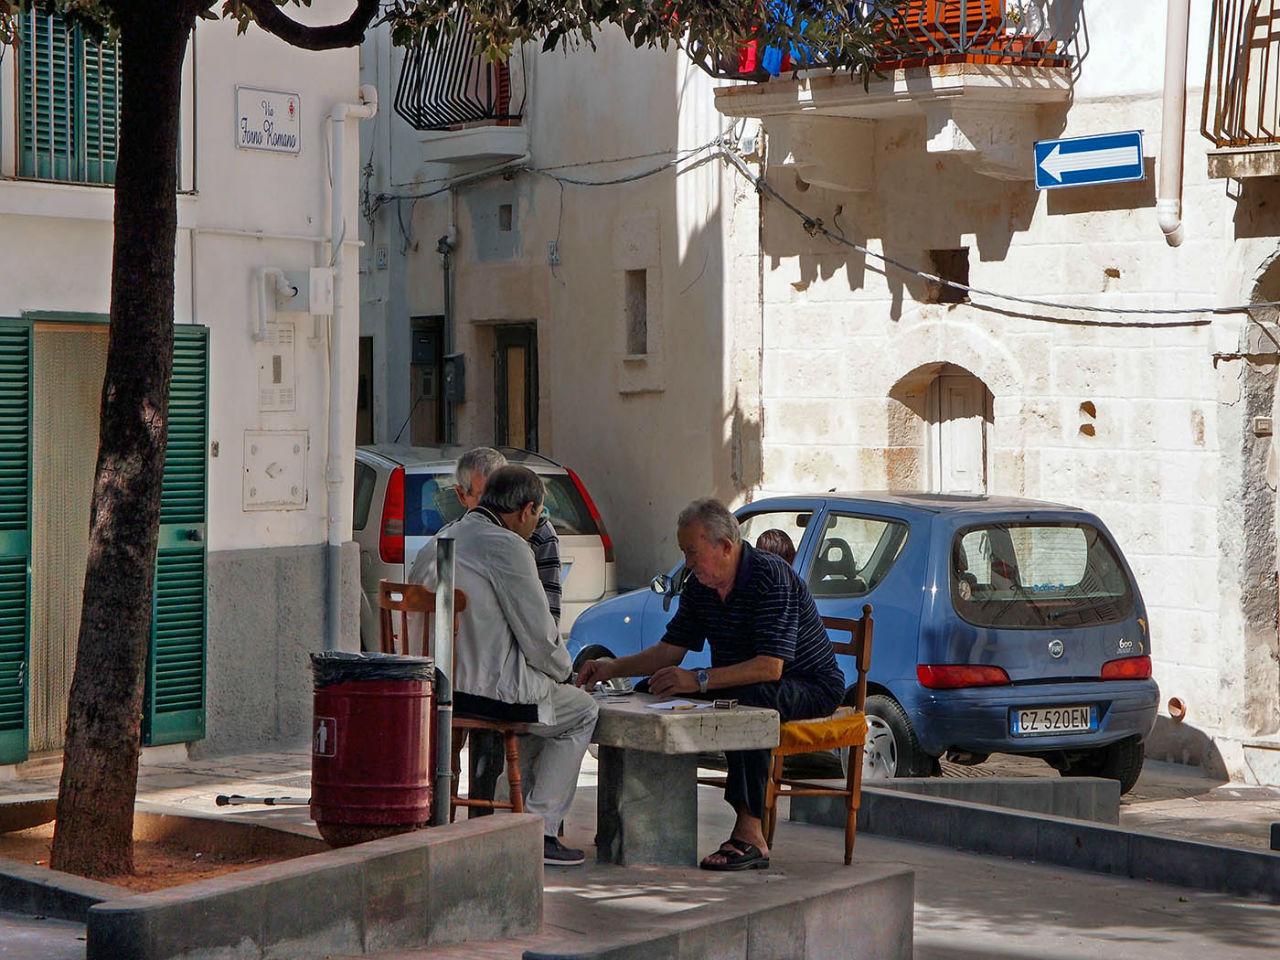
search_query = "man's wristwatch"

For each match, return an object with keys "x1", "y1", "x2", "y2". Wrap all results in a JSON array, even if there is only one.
[{"x1": 696, "y1": 668, "x2": 709, "y2": 695}]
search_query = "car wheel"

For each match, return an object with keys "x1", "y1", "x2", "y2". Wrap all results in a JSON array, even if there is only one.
[
  {"x1": 1061, "y1": 736, "x2": 1144, "y2": 795},
  {"x1": 860, "y1": 694, "x2": 935, "y2": 779}
]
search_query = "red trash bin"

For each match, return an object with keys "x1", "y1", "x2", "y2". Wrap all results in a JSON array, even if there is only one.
[{"x1": 309, "y1": 652, "x2": 435, "y2": 847}]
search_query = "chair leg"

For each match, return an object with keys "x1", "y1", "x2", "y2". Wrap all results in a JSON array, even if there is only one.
[
  {"x1": 844, "y1": 744, "x2": 864, "y2": 866},
  {"x1": 503, "y1": 730, "x2": 525, "y2": 815},
  {"x1": 763, "y1": 752, "x2": 784, "y2": 846},
  {"x1": 450, "y1": 728, "x2": 467, "y2": 824}
]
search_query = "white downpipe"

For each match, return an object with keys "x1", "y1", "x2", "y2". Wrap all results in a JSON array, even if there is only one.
[
  {"x1": 325, "y1": 83, "x2": 378, "y2": 651},
  {"x1": 1158, "y1": 0, "x2": 1191, "y2": 247}
]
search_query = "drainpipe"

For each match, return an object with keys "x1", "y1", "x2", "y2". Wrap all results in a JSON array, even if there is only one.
[
  {"x1": 438, "y1": 230, "x2": 456, "y2": 444},
  {"x1": 1158, "y1": 0, "x2": 1191, "y2": 247},
  {"x1": 325, "y1": 83, "x2": 378, "y2": 651}
]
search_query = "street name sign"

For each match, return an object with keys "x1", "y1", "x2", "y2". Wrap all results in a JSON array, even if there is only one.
[{"x1": 1034, "y1": 130, "x2": 1144, "y2": 190}]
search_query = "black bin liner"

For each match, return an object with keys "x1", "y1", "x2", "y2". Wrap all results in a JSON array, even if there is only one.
[{"x1": 311, "y1": 651, "x2": 435, "y2": 689}]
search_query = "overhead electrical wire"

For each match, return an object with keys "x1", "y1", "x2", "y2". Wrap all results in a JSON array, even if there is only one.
[{"x1": 366, "y1": 130, "x2": 1280, "y2": 327}]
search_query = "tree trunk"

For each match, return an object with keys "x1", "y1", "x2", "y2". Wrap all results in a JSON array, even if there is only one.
[{"x1": 50, "y1": 2, "x2": 197, "y2": 878}]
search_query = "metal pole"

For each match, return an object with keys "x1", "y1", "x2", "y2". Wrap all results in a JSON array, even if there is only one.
[{"x1": 431, "y1": 536, "x2": 456, "y2": 826}]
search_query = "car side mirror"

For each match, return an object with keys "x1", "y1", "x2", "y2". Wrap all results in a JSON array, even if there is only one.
[
  {"x1": 650, "y1": 573, "x2": 670, "y2": 595},
  {"x1": 659, "y1": 567, "x2": 691, "y2": 612}
]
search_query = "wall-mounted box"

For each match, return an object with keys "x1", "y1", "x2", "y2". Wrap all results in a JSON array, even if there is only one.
[{"x1": 244, "y1": 430, "x2": 308, "y2": 510}]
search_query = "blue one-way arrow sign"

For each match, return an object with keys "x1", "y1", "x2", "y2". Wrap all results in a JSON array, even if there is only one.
[{"x1": 1034, "y1": 130, "x2": 1145, "y2": 190}]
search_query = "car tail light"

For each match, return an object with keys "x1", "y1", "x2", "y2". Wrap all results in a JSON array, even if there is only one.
[
  {"x1": 1101, "y1": 654, "x2": 1151, "y2": 680},
  {"x1": 917, "y1": 664, "x2": 1012, "y2": 689},
  {"x1": 379, "y1": 466, "x2": 405, "y2": 564},
  {"x1": 567, "y1": 468, "x2": 614, "y2": 563}
]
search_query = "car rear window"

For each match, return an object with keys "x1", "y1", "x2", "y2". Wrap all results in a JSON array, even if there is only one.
[
  {"x1": 403, "y1": 471, "x2": 601, "y2": 538},
  {"x1": 951, "y1": 522, "x2": 1134, "y2": 628}
]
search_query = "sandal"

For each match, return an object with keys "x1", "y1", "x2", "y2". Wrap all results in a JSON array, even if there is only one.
[{"x1": 699, "y1": 838, "x2": 770, "y2": 872}]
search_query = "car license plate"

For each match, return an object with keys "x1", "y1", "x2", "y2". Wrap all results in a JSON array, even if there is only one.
[{"x1": 1011, "y1": 704, "x2": 1096, "y2": 735}]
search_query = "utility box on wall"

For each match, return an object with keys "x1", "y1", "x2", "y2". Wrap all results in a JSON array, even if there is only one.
[{"x1": 243, "y1": 430, "x2": 308, "y2": 510}]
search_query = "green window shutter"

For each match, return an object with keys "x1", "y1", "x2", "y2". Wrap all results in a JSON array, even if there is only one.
[
  {"x1": 0, "y1": 321, "x2": 32, "y2": 765},
  {"x1": 17, "y1": 11, "x2": 120, "y2": 185},
  {"x1": 81, "y1": 33, "x2": 120, "y2": 185},
  {"x1": 144, "y1": 326, "x2": 208, "y2": 746}
]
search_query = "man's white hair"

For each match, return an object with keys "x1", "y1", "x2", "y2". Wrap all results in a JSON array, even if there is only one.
[
  {"x1": 455, "y1": 446, "x2": 507, "y2": 488},
  {"x1": 676, "y1": 498, "x2": 740, "y2": 545}
]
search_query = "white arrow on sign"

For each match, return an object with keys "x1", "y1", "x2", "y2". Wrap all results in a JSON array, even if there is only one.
[{"x1": 1039, "y1": 142, "x2": 1141, "y2": 183}]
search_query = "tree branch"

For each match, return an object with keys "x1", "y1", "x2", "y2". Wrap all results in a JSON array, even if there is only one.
[{"x1": 237, "y1": 0, "x2": 379, "y2": 50}]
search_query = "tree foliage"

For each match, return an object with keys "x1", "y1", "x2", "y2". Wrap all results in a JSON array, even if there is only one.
[{"x1": 3, "y1": 1, "x2": 888, "y2": 74}]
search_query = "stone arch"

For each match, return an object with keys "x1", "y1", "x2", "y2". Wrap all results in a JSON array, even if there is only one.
[{"x1": 859, "y1": 316, "x2": 1024, "y2": 399}]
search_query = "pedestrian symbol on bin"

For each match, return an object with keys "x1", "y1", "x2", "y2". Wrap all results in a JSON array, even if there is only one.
[{"x1": 313, "y1": 716, "x2": 336, "y2": 757}]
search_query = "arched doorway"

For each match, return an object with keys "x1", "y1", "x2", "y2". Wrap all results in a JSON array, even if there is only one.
[{"x1": 889, "y1": 362, "x2": 994, "y2": 495}]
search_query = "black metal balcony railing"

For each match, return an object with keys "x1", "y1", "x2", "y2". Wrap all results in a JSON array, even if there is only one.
[
  {"x1": 700, "y1": 0, "x2": 1082, "y2": 82},
  {"x1": 1204, "y1": 0, "x2": 1280, "y2": 148},
  {"x1": 394, "y1": 8, "x2": 524, "y2": 132}
]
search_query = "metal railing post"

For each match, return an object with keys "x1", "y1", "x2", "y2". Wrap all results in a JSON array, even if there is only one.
[{"x1": 431, "y1": 536, "x2": 456, "y2": 826}]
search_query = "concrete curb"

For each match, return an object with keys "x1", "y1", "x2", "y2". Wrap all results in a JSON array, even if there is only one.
[
  {"x1": 521, "y1": 863, "x2": 914, "y2": 960},
  {"x1": 792, "y1": 786, "x2": 1280, "y2": 902},
  {"x1": 866, "y1": 776, "x2": 1120, "y2": 823},
  {"x1": 86, "y1": 815, "x2": 543, "y2": 960}
]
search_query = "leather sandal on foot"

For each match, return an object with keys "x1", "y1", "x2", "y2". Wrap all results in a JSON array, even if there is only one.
[{"x1": 699, "y1": 839, "x2": 769, "y2": 872}]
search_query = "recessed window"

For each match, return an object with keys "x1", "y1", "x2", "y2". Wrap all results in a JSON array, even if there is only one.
[
  {"x1": 625, "y1": 269, "x2": 647, "y2": 355},
  {"x1": 926, "y1": 248, "x2": 969, "y2": 304},
  {"x1": 498, "y1": 203, "x2": 513, "y2": 231}
]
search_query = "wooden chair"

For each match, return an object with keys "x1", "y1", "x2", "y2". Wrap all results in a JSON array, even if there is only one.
[
  {"x1": 376, "y1": 580, "x2": 528, "y2": 819},
  {"x1": 763, "y1": 605, "x2": 874, "y2": 866}
]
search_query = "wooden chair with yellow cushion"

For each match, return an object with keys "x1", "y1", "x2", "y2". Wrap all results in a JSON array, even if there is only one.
[
  {"x1": 763, "y1": 605, "x2": 873, "y2": 866},
  {"x1": 377, "y1": 580, "x2": 528, "y2": 819}
]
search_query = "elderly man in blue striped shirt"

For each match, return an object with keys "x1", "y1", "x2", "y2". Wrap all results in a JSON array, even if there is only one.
[{"x1": 578, "y1": 498, "x2": 844, "y2": 872}]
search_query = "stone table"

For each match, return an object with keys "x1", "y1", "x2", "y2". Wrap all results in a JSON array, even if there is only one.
[{"x1": 590, "y1": 692, "x2": 779, "y2": 866}]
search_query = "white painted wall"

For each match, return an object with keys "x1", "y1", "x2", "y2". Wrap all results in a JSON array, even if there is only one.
[{"x1": 0, "y1": 4, "x2": 366, "y2": 555}]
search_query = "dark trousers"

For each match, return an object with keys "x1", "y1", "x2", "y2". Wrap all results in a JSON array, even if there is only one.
[{"x1": 721, "y1": 677, "x2": 841, "y2": 820}]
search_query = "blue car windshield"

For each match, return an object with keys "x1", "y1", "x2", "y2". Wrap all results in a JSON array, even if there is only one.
[{"x1": 951, "y1": 522, "x2": 1134, "y2": 629}]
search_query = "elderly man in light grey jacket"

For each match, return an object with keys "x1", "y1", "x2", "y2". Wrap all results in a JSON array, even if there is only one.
[{"x1": 409, "y1": 465, "x2": 598, "y2": 865}]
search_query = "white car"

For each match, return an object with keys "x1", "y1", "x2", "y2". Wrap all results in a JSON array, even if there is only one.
[{"x1": 353, "y1": 444, "x2": 617, "y2": 649}]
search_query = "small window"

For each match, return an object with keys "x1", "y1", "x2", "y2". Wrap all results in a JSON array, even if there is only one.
[
  {"x1": 738, "y1": 511, "x2": 813, "y2": 564},
  {"x1": 926, "y1": 248, "x2": 969, "y2": 304},
  {"x1": 951, "y1": 523, "x2": 1134, "y2": 629},
  {"x1": 806, "y1": 513, "x2": 909, "y2": 597},
  {"x1": 625, "y1": 269, "x2": 647, "y2": 354},
  {"x1": 498, "y1": 203, "x2": 514, "y2": 231},
  {"x1": 352, "y1": 461, "x2": 377, "y2": 531}
]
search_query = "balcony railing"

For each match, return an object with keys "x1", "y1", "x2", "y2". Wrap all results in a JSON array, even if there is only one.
[
  {"x1": 394, "y1": 8, "x2": 524, "y2": 132},
  {"x1": 1204, "y1": 0, "x2": 1280, "y2": 148},
  {"x1": 704, "y1": 1, "x2": 1080, "y2": 82}
]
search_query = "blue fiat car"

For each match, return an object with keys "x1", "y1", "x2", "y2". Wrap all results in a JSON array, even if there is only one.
[{"x1": 568, "y1": 493, "x2": 1159, "y2": 793}]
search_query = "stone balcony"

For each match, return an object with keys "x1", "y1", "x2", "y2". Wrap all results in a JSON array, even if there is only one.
[{"x1": 714, "y1": 62, "x2": 1072, "y2": 190}]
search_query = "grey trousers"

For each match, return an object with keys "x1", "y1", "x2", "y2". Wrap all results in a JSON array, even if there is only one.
[{"x1": 518, "y1": 683, "x2": 599, "y2": 836}]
